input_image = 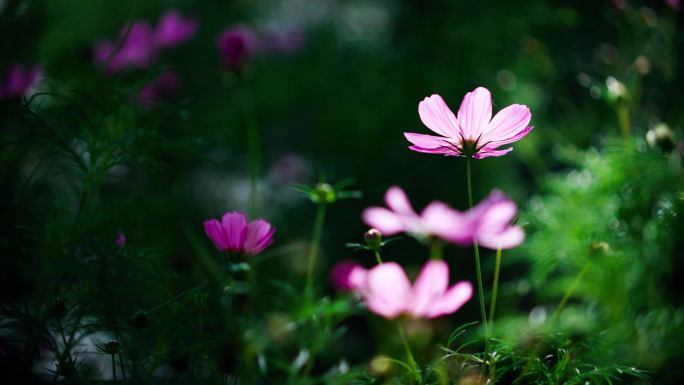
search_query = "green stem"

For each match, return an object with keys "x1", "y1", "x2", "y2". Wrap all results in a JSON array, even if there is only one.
[
  {"x1": 373, "y1": 249, "x2": 383, "y2": 265},
  {"x1": 488, "y1": 248, "x2": 502, "y2": 325},
  {"x1": 617, "y1": 103, "x2": 630, "y2": 138},
  {"x1": 239, "y1": 78, "x2": 262, "y2": 218},
  {"x1": 553, "y1": 262, "x2": 590, "y2": 320},
  {"x1": 397, "y1": 323, "x2": 421, "y2": 384},
  {"x1": 305, "y1": 203, "x2": 327, "y2": 297},
  {"x1": 429, "y1": 240, "x2": 443, "y2": 260},
  {"x1": 111, "y1": 354, "x2": 117, "y2": 382},
  {"x1": 466, "y1": 158, "x2": 489, "y2": 352}
]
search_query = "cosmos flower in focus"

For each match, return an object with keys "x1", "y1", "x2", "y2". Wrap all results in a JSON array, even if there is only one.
[
  {"x1": 0, "y1": 64, "x2": 42, "y2": 100},
  {"x1": 362, "y1": 186, "x2": 467, "y2": 243},
  {"x1": 358, "y1": 260, "x2": 472, "y2": 319},
  {"x1": 204, "y1": 211, "x2": 275, "y2": 256},
  {"x1": 404, "y1": 87, "x2": 532, "y2": 159}
]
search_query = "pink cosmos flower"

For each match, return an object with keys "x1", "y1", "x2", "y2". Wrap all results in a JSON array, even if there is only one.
[
  {"x1": 203, "y1": 211, "x2": 275, "y2": 256},
  {"x1": 154, "y1": 10, "x2": 199, "y2": 49},
  {"x1": 217, "y1": 26, "x2": 259, "y2": 71},
  {"x1": 362, "y1": 186, "x2": 467, "y2": 242},
  {"x1": 359, "y1": 260, "x2": 472, "y2": 319},
  {"x1": 465, "y1": 190, "x2": 525, "y2": 250},
  {"x1": 0, "y1": 64, "x2": 42, "y2": 100},
  {"x1": 404, "y1": 87, "x2": 532, "y2": 159},
  {"x1": 94, "y1": 22, "x2": 157, "y2": 74},
  {"x1": 137, "y1": 70, "x2": 182, "y2": 108},
  {"x1": 330, "y1": 261, "x2": 368, "y2": 291},
  {"x1": 666, "y1": 0, "x2": 680, "y2": 10}
]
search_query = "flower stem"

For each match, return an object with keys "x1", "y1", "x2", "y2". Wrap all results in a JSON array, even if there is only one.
[
  {"x1": 429, "y1": 240, "x2": 443, "y2": 260},
  {"x1": 305, "y1": 202, "x2": 327, "y2": 297},
  {"x1": 373, "y1": 249, "x2": 383, "y2": 265},
  {"x1": 466, "y1": 158, "x2": 489, "y2": 351},
  {"x1": 553, "y1": 261, "x2": 590, "y2": 320},
  {"x1": 397, "y1": 323, "x2": 421, "y2": 384},
  {"x1": 488, "y1": 248, "x2": 502, "y2": 325},
  {"x1": 111, "y1": 353, "x2": 117, "y2": 382},
  {"x1": 239, "y1": 77, "x2": 261, "y2": 218}
]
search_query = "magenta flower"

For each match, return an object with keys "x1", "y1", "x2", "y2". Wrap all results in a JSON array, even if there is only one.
[
  {"x1": 404, "y1": 87, "x2": 532, "y2": 159},
  {"x1": 465, "y1": 190, "x2": 524, "y2": 250},
  {"x1": 154, "y1": 10, "x2": 198, "y2": 49},
  {"x1": 216, "y1": 26, "x2": 259, "y2": 71},
  {"x1": 94, "y1": 22, "x2": 157, "y2": 74},
  {"x1": 203, "y1": 211, "x2": 275, "y2": 256},
  {"x1": 0, "y1": 64, "x2": 42, "y2": 100},
  {"x1": 137, "y1": 70, "x2": 182, "y2": 108},
  {"x1": 330, "y1": 261, "x2": 368, "y2": 291},
  {"x1": 115, "y1": 231, "x2": 126, "y2": 249},
  {"x1": 667, "y1": 0, "x2": 680, "y2": 10},
  {"x1": 360, "y1": 260, "x2": 472, "y2": 319},
  {"x1": 362, "y1": 186, "x2": 467, "y2": 242}
]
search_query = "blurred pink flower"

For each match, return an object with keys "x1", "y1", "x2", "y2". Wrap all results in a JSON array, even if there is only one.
[
  {"x1": 0, "y1": 64, "x2": 42, "y2": 100},
  {"x1": 138, "y1": 70, "x2": 182, "y2": 108},
  {"x1": 404, "y1": 87, "x2": 532, "y2": 159},
  {"x1": 203, "y1": 211, "x2": 275, "y2": 256},
  {"x1": 330, "y1": 261, "x2": 368, "y2": 291},
  {"x1": 154, "y1": 9, "x2": 199, "y2": 49},
  {"x1": 465, "y1": 190, "x2": 525, "y2": 250},
  {"x1": 666, "y1": 0, "x2": 680, "y2": 10},
  {"x1": 217, "y1": 25, "x2": 260, "y2": 71},
  {"x1": 94, "y1": 22, "x2": 157, "y2": 73},
  {"x1": 115, "y1": 231, "x2": 126, "y2": 249},
  {"x1": 362, "y1": 186, "x2": 467, "y2": 242},
  {"x1": 360, "y1": 260, "x2": 472, "y2": 319}
]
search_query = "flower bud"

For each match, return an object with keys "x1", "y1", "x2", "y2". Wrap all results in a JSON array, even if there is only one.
[
  {"x1": 646, "y1": 123, "x2": 676, "y2": 153},
  {"x1": 314, "y1": 182, "x2": 335, "y2": 203},
  {"x1": 131, "y1": 310, "x2": 149, "y2": 329},
  {"x1": 605, "y1": 76, "x2": 629, "y2": 103},
  {"x1": 369, "y1": 354, "x2": 392, "y2": 377},
  {"x1": 363, "y1": 228, "x2": 383, "y2": 250},
  {"x1": 104, "y1": 340, "x2": 120, "y2": 354}
]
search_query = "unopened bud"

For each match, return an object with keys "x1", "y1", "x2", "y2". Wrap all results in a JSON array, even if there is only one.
[
  {"x1": 364, "y1": 228, "x2": 383, "y2": 250},
  {"x1": 314, "y1": 183, "x2": 335, "y2": 203},
  {"x1": 606, "y1": 76, "x2": 629, "y2": 102},
  {"x1": 590, "y1": 241, "x2": 610, "y2": 257},
  {"x1": 646, "y1": 123, "x2": 676, "y2": 153},
  {"x1": 369, "y1": 354, "x2": 392, "y2": 377},
  {"x1": 104, "y1": 340, "x2": 120, "y2": 354}
]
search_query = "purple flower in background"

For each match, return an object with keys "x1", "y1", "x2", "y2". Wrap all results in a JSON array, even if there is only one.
[
  {"x1": 362, "y1": 186, "x2": 467, "y2": 242},
  {"x1": 154, "y1": 9, "x2": 199, "y2": 49},
  {"x1": 330, "y1": 261, "x2": 368, "y2": 291},
  {"x1": 138, "y1": 70, "x2": 182, "y2": 108},
  {"x1": 666, "y1": 0, "x2": 680, "y2": 10},
  {"x1": 404, "y1": 87, "x2": 533, "y2": 159},
  {"x1": 94, "y1": 22, "x2": 157, "y2": 74},
  {"x1": 0, "y1": 64, "x2": 42, "y2": 100},
  {"x1": 216, "y1": 25, "x2": 259, "y2": 71},
  {"x1": 359, "y1": 260, "x2": 472, "y2": 319},
  {"x1": 464, "y1": 190, "x2": 525, "y2": 250},
  {"x1": 203, "y1": 211, "x2": 275, "y2": 256},
  {"x1": 115, "y1": 232, "x2": 126, "y2": 249}
]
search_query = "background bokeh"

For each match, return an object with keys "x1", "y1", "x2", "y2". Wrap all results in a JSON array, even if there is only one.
[{"x1": 1, "y1": 0, "x2": 683, "y2": 384}]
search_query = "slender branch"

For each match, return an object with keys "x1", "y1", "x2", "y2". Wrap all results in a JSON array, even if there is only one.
[{"x1": 305, "y1": 203, "x2": 326, "y2": 297}]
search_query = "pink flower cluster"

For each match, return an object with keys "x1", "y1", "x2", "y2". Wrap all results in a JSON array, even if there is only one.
[
  {"x1": 203, "y1": 212, "x2": 275, "y2": 257},
  {"x1": 94, "y1": 9, "x2": 198, "y2": 74},
  {"x1": 217, "y1": 25, "x2": 303, "y2": 71},
  {"x1": 332, "y1": 260, "x2": 472, "y2": 319},
  {"x1": 363, "y1": 186, "x2": 524, "y2": 250},
  {"x1": 404, "y1": 87, "x2": 532, "y2": 159},
  {"x1": 0, "y1": 64, "x2": 42, "y2": 101}
]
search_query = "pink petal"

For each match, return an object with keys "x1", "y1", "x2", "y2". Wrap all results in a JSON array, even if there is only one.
[
  {"x1": 364, "y1": 262, "x2": 411, "y2": 318},
  {"x1": 404, "y1": 132, "x2": 451, "y2": 149},
  {"x1": 203, "y1": 219, "x2": 228, "y2": 251},
  {"x1": 362, "y1": 207, "x2": 404, "y2": 236},
  {"x1": 243, "y1": 219, "x2": 274, "y2": 255},
  {"x1": 408, "y1": 145, "x2": 461, "y2": 156},
  {"x1": 385, "y1": 186, "x2": 416, "y2": 216},
  {"x1": 472, "y1": 147, "x2": 513, "y2": 159},
  {"x1": 408, "y1": 260, "x2": 449, "y2": 317},
  {"x1": 427, "y1": 281, "x2": 473, "y2": 318},
  {"x1": 421, "y1": 202, "x2": 471, "y2": 244},
  {"x1": 221, "y1": 212, "x2": 248, "y2": 251},
  {"x1": 457, "y1": 87, "x2": 492, "y2": 140},
  {"x1": 330, "y1": 261, "x2": 368, "y2": 291},
  {"x1": 481, "y1": 104, "x2": 532, "y2": 146},
  {"x1": 418, "y1": 94, "x2": 461, "y2": 138},
  {"x1": 477, "y1": 225, "x2": 524, "y2": 250}
]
